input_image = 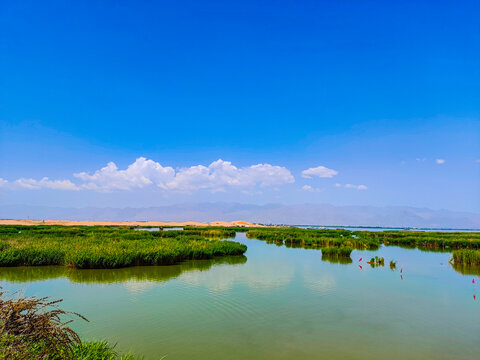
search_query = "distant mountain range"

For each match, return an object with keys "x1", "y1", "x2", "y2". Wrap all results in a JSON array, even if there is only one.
[{"x1": 1, "y1": 203, "x2": 479, "y2": 229}]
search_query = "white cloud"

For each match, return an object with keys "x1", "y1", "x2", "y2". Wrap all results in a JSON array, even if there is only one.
[
  {"x1": 0, "y1": 178, "x2": 8, "y2": 187},
  {"x1": 435, "y1": 159, "x2": 445, "y2": 164},
  {"x1": 416, "y1": 158, "x2": 426, "y2": 162},
  {"x1": 345, "y1": 184, "x2": 368, "y2": 190},
  {"x1": 302, "y1": 185, "x2": 322, "y2": 192},
  {"x1": 74, "y1": 157, "x2": 175, "y2": 191},
  {"x1": 166, "y1": 160, "x2": 294, "y2": 192},
  {"x1": 14, "y1": 177, "x2": 79, "y2": 191},
  {"x1": 336, "y1": 183, "x2": 368, "y2": 190},
  {"x1": 6, "y1": 157, "x2": 295, "y2": 193},
  {"x1": 301, "y1": 166, "x2": 338, "y2": 179}
]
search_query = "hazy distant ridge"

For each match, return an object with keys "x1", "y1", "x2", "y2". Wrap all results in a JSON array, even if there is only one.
[{"x1": 1, "y1": 203, "x2": 479, "y2": 229}]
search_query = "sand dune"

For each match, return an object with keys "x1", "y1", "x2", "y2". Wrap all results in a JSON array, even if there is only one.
[{"x1": 0, "y1": 219, "x2": 261, "y2": 227}]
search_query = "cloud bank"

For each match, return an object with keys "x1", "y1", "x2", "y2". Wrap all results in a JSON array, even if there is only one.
[
  {"x1": 3, "y1": 158, "x2": 295, "y2": 193},
  {"x1": 1, "y1": 159, "x2": 371, "y2": 194}
]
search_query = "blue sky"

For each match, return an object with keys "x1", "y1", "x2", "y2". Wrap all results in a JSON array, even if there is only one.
[{"x1": 0, "y1": 0, "x2": 479, "y2": 212}]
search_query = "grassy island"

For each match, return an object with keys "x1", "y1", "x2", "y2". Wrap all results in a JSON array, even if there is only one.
[{"x1": 0, "y1": 226, "x2": 246, "y2": 269}]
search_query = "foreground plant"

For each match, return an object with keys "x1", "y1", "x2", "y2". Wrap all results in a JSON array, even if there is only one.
[
  {"x1": 0, "y1": 289, "x2": 140, "y2": 359},
  {"x1": 0, "y1": 288, "x2": 86, "y2": 359}
]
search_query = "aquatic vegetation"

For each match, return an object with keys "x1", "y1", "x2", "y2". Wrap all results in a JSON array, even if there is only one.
[
  {"x1": 367, "y1": 256, "x2": 385, "y2": 267},
  {"x1": 245, "y1": 228, "x2": 480, "y2": 269},
  {"x1": 72, "y1": 341, "x2": 140, "y2": 360},
  {"x1": 0, "y1": 288, "x2": 83, "y2": 359},
  {"x1": 390, "y1": 260, "x2": 397, "y2": 269},
  {"x1": 0, "y1": 226, "x2": 246, "y2": 269},
  {"x1": 321, "y1": 246, "x2": 353, "y2": 257},
  {"x1": 320, "y1": 246, "x2": 353, "y2": 264},
  {"x1": 452, "y1": 249, "x2": 480, "y2": 266},
  {"x1": 246, "y1": 228, "x2": 480, "y2": 252},
  {"x1": 360, "y1": 230, "x2": 480, "y2": 250},
  {"x1": 246, "y1": 228, "x2": 380, "y2": 250},
  {"x1": 0, "y1": 289, "x2": 140, "y2": 359}
]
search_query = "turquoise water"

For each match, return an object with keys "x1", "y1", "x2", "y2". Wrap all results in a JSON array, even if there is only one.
[{"x1": 1, "y1": 233, "x2": 479, "y2": 359}]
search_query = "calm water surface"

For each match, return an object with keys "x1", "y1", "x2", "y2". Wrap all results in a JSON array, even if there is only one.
[{"x1": 1, "y1": 233, "x2": 479, "y2": 359}]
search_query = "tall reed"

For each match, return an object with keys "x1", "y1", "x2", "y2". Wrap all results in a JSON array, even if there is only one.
[{"x1": 0, "y1": 226, "x2": 247, "y2": 269}]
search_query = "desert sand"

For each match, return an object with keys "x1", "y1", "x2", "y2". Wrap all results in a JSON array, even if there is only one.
[{"x1": 0, "y1": 219, "x2": 261, "y2": 227}]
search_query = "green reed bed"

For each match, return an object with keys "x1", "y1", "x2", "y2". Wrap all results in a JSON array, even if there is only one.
[
  {"x1": 356, "y1": 231, "x2": 480, "y2": 250},
  {"x1": 320, "y1": 246, "x2": 352, "y2": 264},
  {"x1": 452, "y1": 249, "x2": 480, "y2": 266},
  {"x1": 320, "y1": 246, "x2": 353, "y2": 264},
  {"x1": 321, "y1": 246, "x2": 353, "y2": 257},
  {"x1": 0, "y1": 226, "x2": 246, "y2": 269},
  {"x1": 246, "y1": 228, "x2": 480, "y2": 252},
  {"x1": 246, "y1": 228, "x2": 380, "y2": 250}
]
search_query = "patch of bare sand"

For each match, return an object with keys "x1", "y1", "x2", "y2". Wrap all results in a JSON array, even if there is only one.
[{"x1": 0, "y1": 219, "x2": 263, "y2": 227}]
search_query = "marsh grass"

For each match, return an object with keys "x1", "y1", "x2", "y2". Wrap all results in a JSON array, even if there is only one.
[
  {"x1": 246, "y1": 228, "x2": 380, "y2": 250},
  {"x1": 361, "y1": 231, "x2": 480, "y2": 250},
  {"x1": 452, "y1": 249, "x2": 480, "y2": 266},
  {"x1": 0, "y1": 226, "x2": 246, "y2": 269},
  {"x1": 321, "y1": 246, "x2": 353, "y2": 257},
  {"x1": 246, "y1": 228, "x2": 480, "y2": 252},
  {"x1": 368, "y1": 256, "x2": 384, "y2": 267}
]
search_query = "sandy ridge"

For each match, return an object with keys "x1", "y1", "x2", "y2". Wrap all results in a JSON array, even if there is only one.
[{"x1": 0, "y1": 219, "x2": 262, "y2": 227}]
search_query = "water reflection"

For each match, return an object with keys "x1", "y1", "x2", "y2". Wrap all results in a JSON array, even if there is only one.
[
  {"x1": 0, "y1": 256, "x2": 247, "y2": 284},
  {"x1": 451, "y1": 262, "x2": 480, "y2": 276},
  {"x1": 321, "y1": 255, "x2": 353, "y2": 264},
  {"x1": 181, "y1": 259, "x2": 295, "y2": 292}
]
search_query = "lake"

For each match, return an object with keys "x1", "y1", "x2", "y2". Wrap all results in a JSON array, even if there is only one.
[{"x1": 1, "y1": 232, "x2": 479, "y2": 359}]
